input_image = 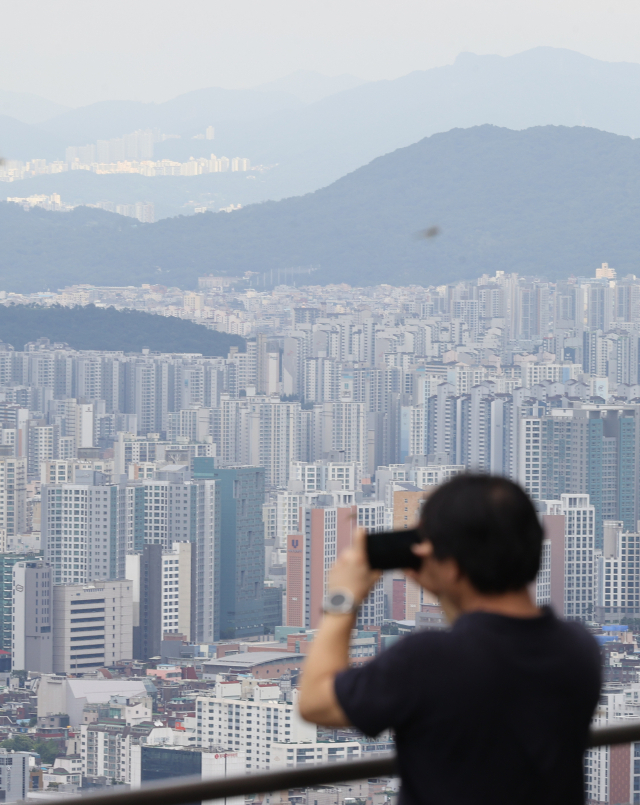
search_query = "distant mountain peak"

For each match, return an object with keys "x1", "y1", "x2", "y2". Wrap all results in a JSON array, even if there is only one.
[
  {"x1": 253, "y1": 70, "x2": 367, "y2": 104},
  {"x1": 0, "y1": 90, "x2": 70, "y2": 125}
]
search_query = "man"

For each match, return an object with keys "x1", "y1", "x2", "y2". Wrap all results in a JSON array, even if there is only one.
[{"x1": 299, "y1": 475, "x2": 601, "y2": 805}]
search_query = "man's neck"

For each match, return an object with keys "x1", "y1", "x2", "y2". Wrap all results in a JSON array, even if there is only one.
[{"x1": 444, "y1": 588, "x2": 541, "y2": 623}]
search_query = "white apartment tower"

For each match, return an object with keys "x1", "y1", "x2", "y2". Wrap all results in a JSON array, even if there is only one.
[
  {"x1": 595, "y1": 520, "x2": 640, "y2": 623},
  {"x1": 517, "y1": 416, "x2": 542, "y2": 501},
  {"x1": 561, "y1": 494, "x2": 595, "y2": 621},
  {"x1": 0, "y1": 457, "x2": 27, "y2": 537},
  {"x1": 162, "y1": 542, "x2": 192, "y2": 639},
  {"x1": 42, "y1": 482, "x2": 117, "y2": 585}
]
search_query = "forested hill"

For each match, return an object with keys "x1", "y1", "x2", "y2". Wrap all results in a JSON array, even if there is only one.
[
  {"x1": 0, "y1": 304, "x2": 245, "y2": 354},
  {"x1": 4, "y1": 125, "x2": 640, "y2": 291}
]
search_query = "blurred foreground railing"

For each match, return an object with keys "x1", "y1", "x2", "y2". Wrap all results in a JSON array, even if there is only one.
[{"x1": 51, "y1": 721, "x2": 640, "y2": 805}]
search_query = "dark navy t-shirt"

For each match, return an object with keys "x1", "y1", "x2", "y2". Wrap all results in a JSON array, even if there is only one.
[{"x1": 334, "y1": 609, "x2": 601, "y2": 805}]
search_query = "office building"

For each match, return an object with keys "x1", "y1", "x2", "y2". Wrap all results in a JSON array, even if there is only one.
[
  {"x1": 199, "y1": 465, "x2": 264, "y2": 639},
  {"x1": 132, "y1": 742, "x2": 244, "y2": 800},
  {"x1": 0, "y1": 749, "x2": 30, "y2": 802},
  {"x1": 52, "y1": 581, "x2": 133, "y2": 673},
  {"x1": 0, "y1": 552, "x2": 39, "y2": 652},
  {"x1": 11, "y1": 558, "x2": 52, "y2": 673}
]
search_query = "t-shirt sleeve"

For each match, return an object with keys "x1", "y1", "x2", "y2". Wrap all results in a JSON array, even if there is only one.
[{"x1": 334, "y1": 633, "x2": 432, "y2": 737}]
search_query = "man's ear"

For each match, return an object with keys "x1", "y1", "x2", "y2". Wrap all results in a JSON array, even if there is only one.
[
  {"x1": 411, "y1": 540, "x2": 434, "y2": 558},
  {"x1": 445, "y1": 556, "x2": 465, "y2": 584}
]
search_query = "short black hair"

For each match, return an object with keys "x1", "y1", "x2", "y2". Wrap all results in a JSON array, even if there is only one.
[{"x1": 418, "y1": 474, "x2": 543, "y2": 594}]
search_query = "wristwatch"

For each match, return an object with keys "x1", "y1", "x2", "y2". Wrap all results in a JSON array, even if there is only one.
[{"x1": 322, "y1": 588, "x2": 358, "y2": 615}]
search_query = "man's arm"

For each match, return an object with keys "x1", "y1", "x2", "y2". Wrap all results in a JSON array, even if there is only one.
[
  {"x1": 298, "y1": 529, "x2": 381, "y2": 726},
  {"x1": 298, "y1": 611, "x2": 356, "y2": 726}
]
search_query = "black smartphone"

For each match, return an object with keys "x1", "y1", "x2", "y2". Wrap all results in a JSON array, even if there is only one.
[{"x1": 366, "y1": 529, "x2": 422, "y2": 570}]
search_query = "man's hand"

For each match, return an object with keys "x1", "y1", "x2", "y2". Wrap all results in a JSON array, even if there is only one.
[{"x1": 328, "y1": 528, "x2": 381, "y2": 604}]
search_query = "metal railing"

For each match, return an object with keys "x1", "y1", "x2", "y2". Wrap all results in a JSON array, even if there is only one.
[{"x1": 51, "y1": 721, "x2": 640, "y2": 805}]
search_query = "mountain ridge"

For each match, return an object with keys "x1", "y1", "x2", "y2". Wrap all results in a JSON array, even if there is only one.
[
  {"x1": 2, "y1": 125, "x2": 640, "y2": 292},
  {"x1": 7, "y1": 47, "x2": 640, "y2": 198}
]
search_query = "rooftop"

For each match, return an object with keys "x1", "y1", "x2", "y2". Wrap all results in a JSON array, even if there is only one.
[{"x1": 203, "y1": 652, "x2": 305, "y2": 669}]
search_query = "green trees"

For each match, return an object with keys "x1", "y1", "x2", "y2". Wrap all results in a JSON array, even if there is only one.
[
  {"x1": 0, "y1": 304, "x2": 244, "y2": 355},
  {"x1": 0, "y1": 736, "x2": 61, "y2": 764}
]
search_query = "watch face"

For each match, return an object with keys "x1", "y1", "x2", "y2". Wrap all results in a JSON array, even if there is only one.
[{"x1": 330, "y1": 592, "x2": 348, "y2": 607}]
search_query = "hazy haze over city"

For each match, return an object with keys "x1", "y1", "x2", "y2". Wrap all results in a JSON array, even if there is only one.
[
  {"x1": 3, "y1": 0, "x2": 640, "y2": 106},
  {"x1": 2, "y1": 6, "x2": 640, "y2": 802}
]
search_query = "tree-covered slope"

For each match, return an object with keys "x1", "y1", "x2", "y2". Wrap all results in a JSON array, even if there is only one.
[
  {"x1": 0, "y1": 304, "x2": 244, "y2": 354},
  {"x1": 3, "y1": 124, "x2": 640, "y2": 291}
]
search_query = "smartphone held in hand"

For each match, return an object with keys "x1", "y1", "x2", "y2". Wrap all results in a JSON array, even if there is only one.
[{"x1": 366, "y1": 529, "x2": 422, "y2": 570}]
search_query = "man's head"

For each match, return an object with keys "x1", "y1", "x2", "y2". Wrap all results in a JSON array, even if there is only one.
[{"x1": 414, "y1": 474, "x2": 543, "y2": 597}]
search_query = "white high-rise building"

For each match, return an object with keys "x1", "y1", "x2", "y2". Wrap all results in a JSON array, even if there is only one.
[
  {"x1": 162, "y1": 542, "x2": 192, "y2": 639},
  {"x1": 560, "y1": 493, "x2": 595, "y2": 621},
  {"x1": 28, "y1": 425, "x2": 54, "y2": 476},
  {"x1": 12, "y1": 558, "x2": 53, "y2": 673},
  {"x1": 319, "y1": 401, "x2": 366, "y2": 470},
  {"x1": 0, "y1": 457, "x2": 27, "y2": 537},
  {"x1": 517, "y1": 415, "x2": 543, "y2": 501},
  {"x1": 289, "y1": 459, "x2": 360, "y2": 493},
  {"x1": 595, "y1": 520, "x2": 640, "y2": 623},
  {"x1": 42, "y1": 481, "x2": 117, "y2": 585},
  {"x1": 356, "y1": 501, "x2": 385, "y2": 626},
  {"x1": 246, "y1": 398, "x2": 301, "y2": 489}
]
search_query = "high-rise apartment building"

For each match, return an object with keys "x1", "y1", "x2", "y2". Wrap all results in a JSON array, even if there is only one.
[
  {"x1": 126, "y1": 544, "x2": 162, "y2": 662},
  {"x1": 42, "y1": 479, "x2": 117, "y2": 585},
  {"x1": 0, "y1": 457, "x2": 27, "y2": 537},
  {"x1": 319, "y1": 401, "x2": 366, "y2": 470},
  {"x1": 595, "y1": 520, "x2": 640, "y2": 623},
  {"x1": 534, "y1": 508, "x2": 566, "y2": 615},
  {"x1": 286, "y1": 499, "x2": 356, "y2": 630},
  {"x1": 162, "y1": 541, "x2": 193, "y2": 639},
  {"x1": 541, "y1": 406, "x2": 640, "y2": 544},
  {"x1": 560, "y1": 494, "x2": 595, "y2": 621}
]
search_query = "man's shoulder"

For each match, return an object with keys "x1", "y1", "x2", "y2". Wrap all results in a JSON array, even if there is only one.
[
  {"x1": 396, "y1": 611, "x2": 601, "y2": 665},
  {"x1": 551, "y1": 616, "x2": 601, "y2": 662},
  {"x1": 387, "y1": 627, "x2": 456, "y2": 659}
]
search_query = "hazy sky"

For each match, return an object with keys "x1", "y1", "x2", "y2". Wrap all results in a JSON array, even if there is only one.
[{"x1": 4, "y1": 0, "x2": 640, "y2": 107}]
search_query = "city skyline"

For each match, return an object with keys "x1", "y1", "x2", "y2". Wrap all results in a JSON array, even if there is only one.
[{"x1": 2, "y1": 2, "x2": 639, "y2": 799}]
